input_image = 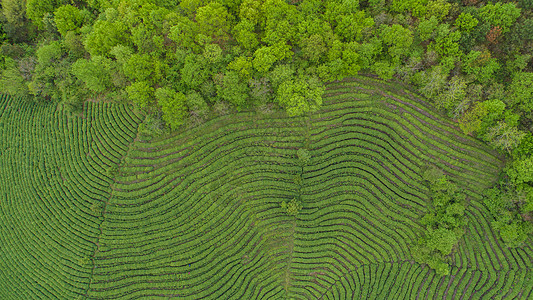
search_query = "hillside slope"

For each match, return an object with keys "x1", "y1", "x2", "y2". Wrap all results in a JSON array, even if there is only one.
[{"x1": 1, "y1": 77, "x2": 531, "y2": 299}]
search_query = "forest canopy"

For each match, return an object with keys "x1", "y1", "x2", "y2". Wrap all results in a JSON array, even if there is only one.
[{"x1": 0, "y1": 0, "x2": 532, "y2": 260}]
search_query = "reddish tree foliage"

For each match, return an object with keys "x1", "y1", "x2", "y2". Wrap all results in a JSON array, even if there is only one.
[
  {"x1": 462, "y1": 0, "x2": 479, "y2": 5},
  {"x1": 487, "y1": 26, "x2": 503, "y2": 44}
]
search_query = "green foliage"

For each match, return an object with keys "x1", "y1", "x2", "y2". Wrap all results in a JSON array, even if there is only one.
[
  {"x1": 508, "y1": 72, "x2": 533, "y2": 113},
  {"x1": 484, "y1": 187, "x2": 533, "y2": 247},
  {"x1": 417, "y1": 16, "x2": 439, "y2": 41},
  {"x1": 155, "y1": 87, "x2": 188, "y2": 129},
  {"x1": 54, "y1": 5, "x2": 83, "y2": 36},
  {"x1": 507, "y1": 156, "x2": 533, "y2": 185},
  {"x1": 455, "y1": 13, "x2": 478, "y2": 33},
  {"x1": 281, "y1": 198, "x2": 302, "y2": 216},
  {"x1": 126, "y1": 80, "x2": 154, "y2": 109},
  {"x1": 216, "y1": 71, "x2": 248, "y2": 109},
  {"x1": 391, "y1": 0, "x2": 428, "y2": 18},
  {"x1": 425, "y1": 0, "x2": 451, "y2": 21},
  {"x1": 196, "y1": 2, "x2": 232, "y2": 40},
  {"x1": 428, "y1": 24, "x2": 461, "y2": 58},
  {"x1": 233, "y1": 19, "x2": 259, "y2": 51},
  {"x1": 335, "y1": 11, "x2": 374, "y2": 43},
  {"x1": 414, "y1": 167, "x2": 468, "y2": 276},
  {"x1": 123, "y1": 53, "x2": 159, "y2": 82},
  {"x1": 71, "y1": 56, "x2": 112, "y2": 93},
  {"x1": 276, "y1": 75, "x2": 324, "y2": 117},
  {"x1": 484, "y1": 121, "x2": 526, "y2": 154},
  {"x1": 0, "y1": 62, "x2": 28, "y2": 98},
  {"x1": 84, "y1": 19, "x2": 129, "y2": 57},
  {"x1": 181, "y1": 54, "x2": 209, "y2": 89},
  {"x1": 380, "y1": 24, "x2": 413, "y2": 59},
  {"x1": 26, "y1": 0, "x2": 58, "y2": 27},
  {"x1": 479, "y1": 2, "x2": 521, "y2": 33}
]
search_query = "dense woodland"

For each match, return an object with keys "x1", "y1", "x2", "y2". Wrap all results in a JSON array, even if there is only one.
[{"x1": 1, "y1": 0, "x2": 532, "y2": 272}]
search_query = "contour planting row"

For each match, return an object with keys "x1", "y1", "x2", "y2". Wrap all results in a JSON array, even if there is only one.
[
  {"x1": 87, "y1": 77, "x2": 508, "y2": 299},
  {"x1": 314, "y1": 94, "x2": 501, "y2": 187},
  {"x1": 87, "y1": 117, "x2": 306, "y2": 298},
  {"x1": 339, "y1": 75, "x2": 503, "y2": 157},
  {"x1": 319, "y1": 262, "x2": 532, "y2": 300},
  {"x1": 322, "y1": 84, "x2": 501, "y2": 170},
  {"x1": 0, "y1": 97, "x2": 141, "y2": 299}
]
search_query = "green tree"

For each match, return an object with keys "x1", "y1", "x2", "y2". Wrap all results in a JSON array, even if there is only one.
[
  {"x1": 335, "y1": 11, "x2": 374, "y2": 43},
  {"x1": 216, "y1": 71, "x2": 248, "y2": 109},
  {"x1": 508, "y1": 72, "x2": 533, "y2": 113},
  {"x1": 233, "y1": 19, "x2": 259, "y2": 51},
  {"x1": 196, "y1": 2, "x2": 232, "y2": 40},
  {"x1": 276, "y1": 75, "x2": 324, "y2": 117},
  {"x1": 507, "y1": 156, "x2": 533, "y2": 185},
  {"x1": 126, "y1": 80, "x2": 154, "y2": 109},
  {"x1": 455, "y1": 12, "x2": 478, "y2": 33},
  {"x1": 479, "y1": 2, "x2": 521, "y2": 33},
  {"x1": 180, "y1": 54, "x2": 209, "y2": 89},
  {"x1": 429, "y1": 24, "x2": 461, "y2": 58},
  {"x1": 54, "y1": 5, "x2": 83, "y2": 36},
  {"x1": 417, "y1": 16, "x2": 439, "y2": 41},
  {"x1": 71, "y1": 56, "x2": 112, "y2": 93},
  {"x1": 228, "y1": 56, "x2": 253, "y2": 79},
  {"x1": 380, "y1": 24, "x2": 414, "y2": 59},
  {"x1": 84, "y1": 19, "x2": 129, "y2": 57},
  {"x1": 26, "y1": 0, "x2": 59, "y2": 27},
  {"x1": 0, "y1": 56, "x2": 29, "y2": 98},
  {"x1": 123, "y1": 53, "x2": 159, "y2": 82},
  {"x1": 281, "y1": 198, "x2": 302, "y2": 216},
  {"x1": 155, "y1": 87, "x2": 188, "y2": 129}
]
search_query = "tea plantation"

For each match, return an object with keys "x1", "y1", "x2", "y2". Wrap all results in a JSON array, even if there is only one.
[{"x1": 1, "y1": 77, "x2": 531, "y2": 299}]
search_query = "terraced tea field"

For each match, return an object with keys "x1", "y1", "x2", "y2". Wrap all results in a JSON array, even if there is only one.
[{"x1": 1, "y1": 76, "x2": 531, "y2": 299}]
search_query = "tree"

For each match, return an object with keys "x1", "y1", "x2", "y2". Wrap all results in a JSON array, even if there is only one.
[
  {"x1": 436, "y1": 76, "x2": 467, "y2": 117},
  {"x1": 84, "y1": 19, "x2": 129, "y2": 57},
  {"x1": 429, "y1": 24, "x2": 461, "y2": 58},
  {"x1": 228, "y1": 56, "x2": 253, "y2": 79},
  {"x1": 390, "y1": 0, "x2": 428, "y2": 18},
  {"x1": 180, "y1": 54, "x2": 209, "y2": 89},
  {"x1": 455, "y1": 12, "x2": 478, "y2": 33},
  {"x1": 71, "y1": 56, "x2": 112, "y2": 93},
  {"x1": 300, "y1": 34, "x2": 327, "y2": 63},
  {"x1": 380, "y1": 24, "x2": 414, "y2": 59},
  {"x1": 123, "y1": 53, "x2": 159, "y2": 82},
  {"x1": 484, "y1": 121, "x2": 526, "y2": 154},
  {"x1": 233, "y1": 19, "x2": 259, "y2": 51},
  {"x1": 479, "y1": 2, "x2": 521, "y2": 33},
  {"x1": 417, "y1": 16, "x2": 439, "y2": 41},
  {"x1": 196, "y1": 2, "x2": 232, "y2": 41},
  {"x1": 126, "y1": 81, "x2": 154, "y2": 109},
  {"x1": 0, "y1": 57, "x2": 29, "y2": 98},
  {"x1": 186, "y1": 91, "x2": 209, "y2": 120},
  {"x1": 276, "y1": 75, "x2": 324, "y2": 117},
  {"x1": 155, "y1": 87, "x2": 188, "y2": 129},
  {"x1": 26, "y1": 0, "x2": 58, "y2": 27},
  {"x1": 281, "y1": 198, "x2": 302, "y2": 216},
  {"x1": 253, "y1": 46, "x2": 278, "y2": 73},
  {"x1": 2, "y1": 0, "x2": 32, "y2": 42},
  {"x1": 508, "y1": 72, "x2": 533, "y2": 113},
  {"x1": 425, "y1": 0, "x2": 451, "y2": 21},
  {"x1": 507, "y1": 156, "x2": 533, "y2": 185},
  {"x1": 458, "y1": 102, "x2": 488, "y2": 135},
  {"x1": 216, "y1": 71, "x2": 248, "y2": 109},
  {"x1": 335, "y1": 11, "x2": 374, "y2": 43},
  {"x1": 54, "y1": 5, "x2": 83, "y2": 36}
]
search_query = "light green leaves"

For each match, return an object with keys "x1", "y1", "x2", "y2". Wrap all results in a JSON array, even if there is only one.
[{"x1": 276, "y1": 75, "x2": 324, "y2": 117}]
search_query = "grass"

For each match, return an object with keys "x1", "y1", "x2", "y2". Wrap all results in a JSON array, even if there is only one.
[{"x1": 0, "y1": 76, "x2": 531, "y2": 299}]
